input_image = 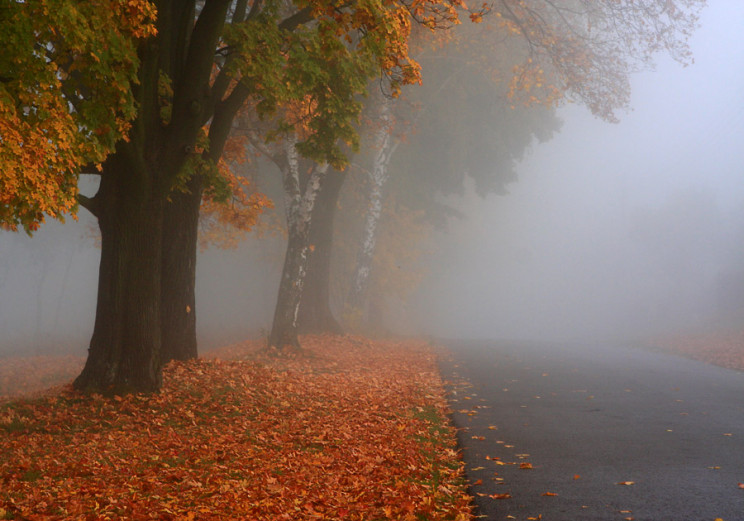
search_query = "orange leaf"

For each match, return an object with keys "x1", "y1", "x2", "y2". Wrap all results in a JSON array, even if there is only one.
[
  {"x1": 617, "y1": 481, "x2": 635, "y2": 486},
  {"x1": 542, "y1": 491, "x2": 558, "y2": 496}
]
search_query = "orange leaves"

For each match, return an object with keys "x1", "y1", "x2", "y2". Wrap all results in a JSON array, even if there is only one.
[
  {"x1": 0, "y1": 336, "x2": 472, "y2": 520},
  {"x1": 0, "y1": 0, "x2": 155, "y2": 232},
  {"x1": 199, "y1": 158, "x2": 274, "y2": 250},
  {"x1": 617, "y1": 481, "x2": 636, "y2": 486},
  {"x1": 738, "y1": 483, "x2": 744, "y2": 489}
]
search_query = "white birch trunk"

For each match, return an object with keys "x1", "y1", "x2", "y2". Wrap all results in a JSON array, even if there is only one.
[
  {"x1": 268, "y1": 134, "x2": 328, "y2": 348},
  {"x1": 349, "y1": 94, "x2": 398, "y2": 309}
]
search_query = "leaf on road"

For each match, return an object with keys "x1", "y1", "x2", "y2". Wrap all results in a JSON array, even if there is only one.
[
  {"x1": 617, "y1": 481, "x2": 635, "y2": 486},
  {"x1": 488, "y1": 493, "x2": 512, "y2": 499},
  {"x1": 519, "y1": 462, "x2": 533, "y2": 469},
  {"x1": 542, "y1": 492, "x2": 558, "y2": 496}
]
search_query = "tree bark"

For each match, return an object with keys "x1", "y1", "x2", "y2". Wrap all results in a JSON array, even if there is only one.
[
  {"x1": 74, "y1": 149, "x2": 166, "y2": 394},
  {"x1": 268, "y1": 137, "x2": 327, "y2": 349},
  {"x1": 298, "y1": 169, "x2": 345, "y2": 334},
  {"x1": 160, "y1": 174, "x2": 202, "y2": 363},
  {"x1": 348, "y1": 94, "x2": 395, "y2": 311}
]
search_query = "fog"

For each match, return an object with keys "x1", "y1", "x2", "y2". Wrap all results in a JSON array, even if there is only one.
[
  {"x1": 411, "y1": 1, "x2": 744, "y2": 344},
  {"x1": 2, "y1": 2, "x2": 743, "y2": 357}
]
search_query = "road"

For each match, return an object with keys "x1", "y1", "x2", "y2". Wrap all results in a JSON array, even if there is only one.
[{"x1": 438, "y1": 340, "x2": 744, "y2": 521}]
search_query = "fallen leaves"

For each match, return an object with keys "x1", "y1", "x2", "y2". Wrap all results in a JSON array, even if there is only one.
[
  {"x1": 0, "y1": 335, "x2": 473, "y2": 520},
  {"x1": 0, "y1": 354, "x2": 84, "y2": 400},
  {"x1": 617, "y1": 481, "x2": 635, "y2": 486},
  {"x1": 649, "y1": 330, "x2": 744, "y2": 371}
]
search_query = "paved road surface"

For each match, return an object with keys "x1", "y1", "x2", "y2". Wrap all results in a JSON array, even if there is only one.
[{"x1": 438, "y1": 340, "x2": 744, "y2": 521}]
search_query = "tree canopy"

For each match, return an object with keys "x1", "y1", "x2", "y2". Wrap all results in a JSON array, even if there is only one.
[{"x1": 0, "y1": 0, "x2": 156, "y2": 232}]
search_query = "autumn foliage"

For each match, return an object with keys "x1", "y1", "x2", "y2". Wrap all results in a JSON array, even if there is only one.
[
  {"x1": 0, "y1": 336, "x2": 472, "y2": 520},
  {"x1": 0, "y1": 0, "x2": 156, "y2": 232}
]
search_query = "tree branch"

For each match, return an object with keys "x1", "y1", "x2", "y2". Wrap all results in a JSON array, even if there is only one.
[
  {"x1": 278, "y1": 6, "x2": 314, "y2": 32},
  {"x1": 77, "y1": 194, "x2": 100, "y2": 217}
]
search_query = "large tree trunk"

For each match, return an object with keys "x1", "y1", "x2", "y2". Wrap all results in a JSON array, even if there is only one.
[
  {"x1": 74, "y1": 151, "x2": 165, "y2": 394},
  {"x1": 73, "y1": 0, "x2": 236, "y2": 391},
  {"x1": 298, "y1": 169, "x2": 345, "y2": 334},
  {"x1": 268, "y1": 137, "x2": 327, "y2": 349},
  {"x1": 160, "y1": 174, "x2": 202, "y2": 362}
]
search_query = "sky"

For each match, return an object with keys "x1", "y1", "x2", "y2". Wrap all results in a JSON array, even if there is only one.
[{"x1": 411, "y1": 1, "x2": 744, "y2": 343}]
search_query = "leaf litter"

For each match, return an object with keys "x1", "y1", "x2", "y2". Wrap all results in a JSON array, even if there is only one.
[{"x1": 0, "y1": 335, "x2": 473, "y2": 520}]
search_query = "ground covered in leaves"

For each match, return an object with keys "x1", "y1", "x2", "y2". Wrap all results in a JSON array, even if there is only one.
[
  {"x1": 0, "y1": 336, "x2": 472, "y2": 520},
  {"x1": 648, "y1": 328, "x2": 744, "y2": 372}
]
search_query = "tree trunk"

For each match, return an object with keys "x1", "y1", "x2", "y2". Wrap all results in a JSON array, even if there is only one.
[
  {"x1": 268, "y1": 137, "x2": 327, "y2": 349},
  {"x1": 348, "y1": 95, "x2": 395, "y2": 311},
  {"x1": 74, "y1": 151, "x2": 165, "y2": 394},
  {"x1": 298, "y1": 169, "x2": 345, "y2": 334},
  {"x1": 160, "y1": 174, "x2": 202, "y2": 363},
  {"x1": 74, "y1": 0, "x2": 235, "y2": 391}
]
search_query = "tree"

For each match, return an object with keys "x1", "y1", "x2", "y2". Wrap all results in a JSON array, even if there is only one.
[
  {"x1": 241, "y1": 0, "x2": 471, "y2": 349},
  {"x1": 340, "y1": 0, "x2": 705, "y2": 325},
  {"x1": 0, "y1": 0, "x2": 704, "y2": 391},
  {"x1": 1, "y1": 0, "x2": 469, "y2": 391},
  {"x1": 297, "y1": 168, "x2": 345, "y2": 334}
]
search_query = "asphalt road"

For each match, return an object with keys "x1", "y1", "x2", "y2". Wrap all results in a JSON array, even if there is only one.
[{"x1": 438, "y1": 340, "x2": 744, "y2": 521}]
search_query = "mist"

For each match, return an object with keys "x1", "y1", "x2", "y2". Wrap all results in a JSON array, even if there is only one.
[
  {"x1": 411, "y1": 1, "x2": 744, "y2": 345},
  {"x1": 2, "y1": 2, "x2": 743, "y2": 359}
]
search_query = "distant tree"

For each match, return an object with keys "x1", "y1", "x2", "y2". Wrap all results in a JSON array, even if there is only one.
[
  {"x1": 341, "y1": 0, "x2": 705, "y2": 325},
  {"x1": 237, "y1": 0, "x2": 473, "y2": 350}
]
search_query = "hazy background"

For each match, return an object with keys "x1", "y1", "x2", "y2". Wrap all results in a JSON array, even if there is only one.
[
  {"x1": 411, "y1": 1, "x2": 744, "y2": 343},
  {"x1": 1, "y1": 1, "x2": 743, "y2": 356}
]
